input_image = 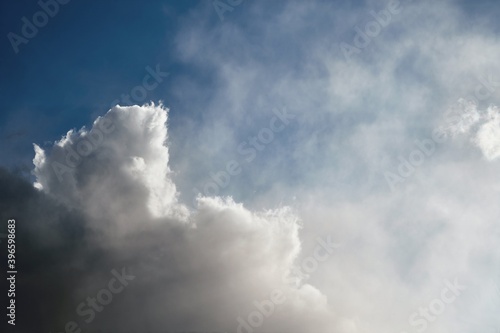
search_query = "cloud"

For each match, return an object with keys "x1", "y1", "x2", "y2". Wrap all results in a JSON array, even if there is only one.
[
  {"x1": 166, "y1": 1, "x2": 500, "y2": 332},
  {"x1": 474, "y1": 107, "x2": 500, "y2": 160},
  {"x1": 167, "y1": 0, "x2": 500, "y2": 207},
  {"x1": 2, "y1": 103, "x2": 337, "y2": 333},
  {"x1": 444, "y1": 100, "x2": 500, "y2": 160}
]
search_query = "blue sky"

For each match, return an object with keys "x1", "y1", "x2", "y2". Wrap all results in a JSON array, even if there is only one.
[
  {"x1": 1, "y1": 0, "x2": 190, "y2": 168},
  {"x1": 2, "y1": 1, "x2": 500, "y2": 332}
]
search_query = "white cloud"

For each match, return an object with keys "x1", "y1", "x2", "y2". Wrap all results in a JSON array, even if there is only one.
[
  {"x1": 30, "y1": 103, "x2": 335, "y2": 333},
  {"x1": 474, "y1": 106, "x2": 500, "y2": 160},
  {"x1": 444, "y1": 101, "x2": 500, "y2": 160}
]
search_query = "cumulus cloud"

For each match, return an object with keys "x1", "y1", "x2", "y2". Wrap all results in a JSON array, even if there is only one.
[
  {"x1": 2, "y1": 103, "x2": 336, "y2": 333},
  {"x1": 33, "y1": 104, "x2": 186, "y2": 224}
]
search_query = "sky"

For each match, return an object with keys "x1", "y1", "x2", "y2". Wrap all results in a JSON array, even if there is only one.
[{"x1": 1, "y1": 0, "x2": 500, "y2": 332}]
